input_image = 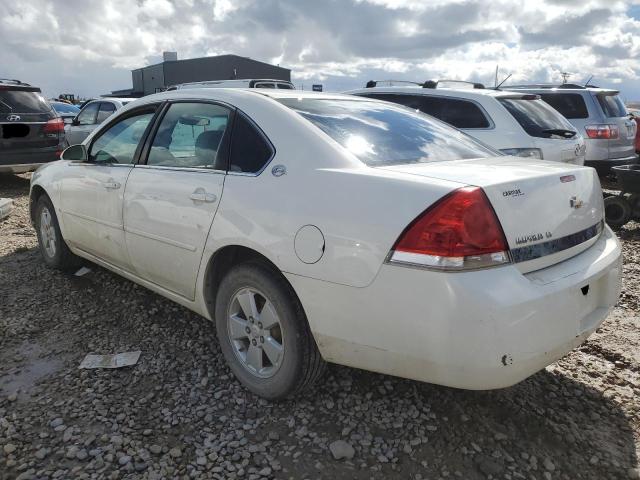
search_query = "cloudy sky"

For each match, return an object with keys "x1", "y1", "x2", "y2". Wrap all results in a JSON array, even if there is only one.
[{"x1": 2, "y1": 0, "x2": 640, "y2": 100}]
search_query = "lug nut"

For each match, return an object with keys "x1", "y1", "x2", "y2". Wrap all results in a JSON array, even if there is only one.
[
  {"x1": 260, "y1": 336, "x2": 264, "y2": 343},
  {"x1": 258, "y1": 322, "x2": 263, "y2": 329},
  {"x1": 245, "y1": 327, "x2": 251, "y2": 334},
  {"x1": 252, "y1": 339, "x2": 257, "y2": 346}
]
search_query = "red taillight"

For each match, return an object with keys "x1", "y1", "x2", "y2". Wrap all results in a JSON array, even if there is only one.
[
  {"x1": 43, "y1": 117, "x2": 64, "y2": 134},
  {"x1": 389, "y1": 187, "x2": 510, "y2": 270},
  {"x1": 585, "y1": 124, "x2": 619, "y2": 139}
]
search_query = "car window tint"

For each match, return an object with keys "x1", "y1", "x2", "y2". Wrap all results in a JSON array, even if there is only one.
[
  {"x1": 498, "y1": 98, "x2": 577, "y2": 139},
  {"x1": 89, "y1": 111, "x2": 155, "y2": 164},
  {"x1": 597, "y1": 94, "x2": 628, "y2": 118},
  {"x1": 539, "y1": 93, "x2": 589, "y2": 119},
  {"x1": 278, "y1": 98, "x2": 496, "y2": 166},
  {"x1": 255, "y1": 83, "x2": 276, "y2": 89},
  {"x1": 147, "y1": 102, "x2": 231, "y2": 169},
  {"x1": 277, "y1": 83, "x2": 294, "y2": 89},
  {"x1": 53, "y1": 103, "x2": 80, "y2": 114},
  {"x1": 77, "y1": 103, "x2": 99, "y2": 125},
  {"x1": 96, "y1": 102, "x2": 117, "y2": 123},
  {"x1": 0, "y1": 90, "x2": 51, "y2": 114},
  {"x1": 360, "y1": 94, "x2": 490, "y2": 129},
  {"x1": 229, "y1": 113, "x2": 273, "y2": 173}
]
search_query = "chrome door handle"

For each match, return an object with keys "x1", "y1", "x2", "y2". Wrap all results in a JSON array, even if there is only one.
[
  {"x1": 103, "y1": 181, "x2": 121, "y2": 190},
  {"x1": 189, "y1": 191, "x2": 217, "y2": 203}
]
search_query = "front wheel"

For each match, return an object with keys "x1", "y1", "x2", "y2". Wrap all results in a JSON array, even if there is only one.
[
  {"x1": 215, "y1": 262, "x2": 326, "y2": 400},
  {"x1": 34, "y1": 195, "x2": 81, "y2": 271}
]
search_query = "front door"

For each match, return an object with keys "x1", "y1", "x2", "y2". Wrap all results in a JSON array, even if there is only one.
[
  {"x1": 123, "y1": 101, "x2": 232, "y2": 299},
  {"x1": 59, "y1": 107, "x2": 158, "y2": 270}
]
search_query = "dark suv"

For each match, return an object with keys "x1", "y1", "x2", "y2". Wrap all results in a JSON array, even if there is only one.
[{"x1": 0, "y1": 79, "x2": 65, "y2": 174}]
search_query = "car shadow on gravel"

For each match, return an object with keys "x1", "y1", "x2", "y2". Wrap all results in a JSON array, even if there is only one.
[
  {"x1": 0, "y1": 173, "x2": 31, "y2": 200},
  {"x1": 0, "y1": 245, "x2": 637, "y2": 479}
]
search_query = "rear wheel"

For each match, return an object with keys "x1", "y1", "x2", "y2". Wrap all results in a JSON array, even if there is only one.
[
  {"x1": 215, "y1": 262, "x2": 325, "y2": 400},
  {"x1": 35, "y1": 195, "x2": 81, "y2": 271},
  {"x1": 604, "y1": 195, "x2": 632, "y2": 227}
]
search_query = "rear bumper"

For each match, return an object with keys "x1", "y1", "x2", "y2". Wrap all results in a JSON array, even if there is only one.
[
  {"x1": 585, "y1": 155, "x2": 638, "y2": 173},
  {"x1": 288, "y1": 226, "x2": 622, "y2": 390},
  {"x1": 0, "y1": 147, "x2": 61, "y2": 173}
]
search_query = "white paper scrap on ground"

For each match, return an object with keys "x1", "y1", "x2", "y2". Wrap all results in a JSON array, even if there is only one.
[
  {"x1": 74, "y1": 266, "x2": 92, "y2": 277},
  {"x1": 79, "y1": 351, "x2": 141, "y2": 369}
]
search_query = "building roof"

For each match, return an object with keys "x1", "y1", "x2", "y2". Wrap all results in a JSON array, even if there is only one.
[{"x1": 132, "y1": 54, "x2": 290, "y2": 73}]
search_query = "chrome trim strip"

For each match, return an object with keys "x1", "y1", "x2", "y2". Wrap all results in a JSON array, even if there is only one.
[
  {"x1": 63, "y1": 210, "x2": 123, "y2": 229},
  {"x1": 133, "y1": 164, "x2": 226, "y2": 175},
  {"x1": 124, "y1": 226, "x2": 197, "y2": 252},
  {"x1": 510, "y1": 221, "x2": 603, "y2": 264}
]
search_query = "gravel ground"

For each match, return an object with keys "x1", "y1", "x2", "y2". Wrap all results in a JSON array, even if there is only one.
[{"x1": 1, "y1": 172, "x2": 639, "y2": 480}]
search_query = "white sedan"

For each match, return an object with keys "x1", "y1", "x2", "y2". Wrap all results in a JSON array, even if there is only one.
[{"x1": 30, "y1": 89, "x2": 622, "y2": 399}]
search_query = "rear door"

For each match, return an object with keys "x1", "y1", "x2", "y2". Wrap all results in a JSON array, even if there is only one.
[
  {"x1": 0, "y1": 87, "x2": 60, "y2": 167},
  {"x1": 123, "y1": 101, "x2": 233, "y2": 299},
  {"x1": 595, "y1": 92, "x2": 636, "y2": 159}
]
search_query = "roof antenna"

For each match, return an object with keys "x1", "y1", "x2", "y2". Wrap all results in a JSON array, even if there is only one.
[
  {"x1": 495, "y1": 73, "x2": 512, "y2": 90},
  {"x1": 560, "y1": 72, "x2": 571, "y2": 84},
  {"x1": 494, "y1": 65, "x2": 499, "y2": 88},
  {"x1": 584, "y1": 74, "x2": 594, "y2": 86}
]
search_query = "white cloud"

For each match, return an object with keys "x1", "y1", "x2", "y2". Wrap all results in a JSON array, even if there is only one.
[{"x1": 1, "y1": 0, "x2": 639, "y2": 99}]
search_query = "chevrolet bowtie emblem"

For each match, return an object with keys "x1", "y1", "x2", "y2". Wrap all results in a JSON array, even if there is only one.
[{"x1": 569, "y1": 196, "x2": 584, "y2": 209}]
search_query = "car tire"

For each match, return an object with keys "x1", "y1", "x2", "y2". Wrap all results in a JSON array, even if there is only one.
[
  {"x1": 604, "y1": 195, "x2": 632, "y2": 227},
  {"x1": 215, "y1": 261, "x2": 326, "y2": 400},
  {"x1": 628, "y1": 193, "x2": 640, "y2": 219},
  {"x1": 35, "y1": 195, "x2": 82, "y2": 271}
]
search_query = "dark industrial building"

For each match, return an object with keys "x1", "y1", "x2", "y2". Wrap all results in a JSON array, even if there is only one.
[{"x1": 110, "y1": 52, "x2": 291, "y2": 97}]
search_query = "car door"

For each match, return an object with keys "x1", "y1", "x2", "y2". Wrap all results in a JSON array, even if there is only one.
[
  {"x1": 59, "y1": 105, "x2": 159, "y2": 270},
  {"x1": 123, "y1": 101, "x2": 233, "y2": 299},
  {"x1": 66, "y1": 101, "x2": 99, "y2": 145}
]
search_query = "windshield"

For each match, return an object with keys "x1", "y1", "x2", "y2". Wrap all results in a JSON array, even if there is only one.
[
  {"x1": 278, "y1": 98, "x2": 496, "y2": 166},
  {"x1": 499, "y1": 98, "x2": 577, "y2": 139},
  {"x1": 0, "y1": 90, "x2": 51, "y2": 114}
]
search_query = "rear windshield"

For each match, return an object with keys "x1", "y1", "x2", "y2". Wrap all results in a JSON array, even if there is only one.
[
  {"x1": 278, "y1": 98, "x2": 496, "y2": 166},
  {"x1": 0, "y1": 90, "x2": 51, "y2": 114},
  {"x1": 597, "y1": 94, "x2": 627, "y2": 118},
  {"x1": 539, "y1": 93, "x2": 589, "y2": 119},
  {"x1": 499, "y1": 98, "x2": 577, "y2": 139}
]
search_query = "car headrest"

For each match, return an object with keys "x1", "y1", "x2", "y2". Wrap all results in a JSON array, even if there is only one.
[{"x1": 195, "y1": 129, "x2": 224, "y2": 152}]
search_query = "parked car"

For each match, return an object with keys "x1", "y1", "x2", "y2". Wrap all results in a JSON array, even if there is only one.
[
  {"x1": 626, "y1": 107, "x2": 640, "y2": 154},
  {"x1": 167, "y1": 79, "x2": 295, "y2": 90},
  {"x1": 506, "y1": 84, "x2": 637, "y2": 173},
  {"x1": 65, "y1": 98, "x2": 133, "y2": 145},
  {"x1": 0, "y1": 79, "x2": 65, "y2": 173},
  {"x1": 30, "y1": 89, "x2": 621, "y2": 399},
  {"x1": 50, "y1": 101, "x2": 80, "y2": 123},
  {"x1": 347, "y1": 80, "x2": 586, "y2": 165}
]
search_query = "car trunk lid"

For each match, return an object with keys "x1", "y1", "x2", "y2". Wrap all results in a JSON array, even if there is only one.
[{"x1": 379, "y1": 157, "x2": 604, "y2": 273}]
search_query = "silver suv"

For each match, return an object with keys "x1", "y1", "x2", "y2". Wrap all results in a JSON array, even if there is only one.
[{"x1": 506, "y1": 84, "x2": 637, "y2": 174}]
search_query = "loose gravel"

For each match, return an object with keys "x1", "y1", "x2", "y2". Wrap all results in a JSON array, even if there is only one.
[{"x1": 1, "y1": 172, "x2": 639, "y2": 480}]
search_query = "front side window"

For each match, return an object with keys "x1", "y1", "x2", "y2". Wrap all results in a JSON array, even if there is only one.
[
  {"x1": 278, "y1": 98, "x2": 496, "y2": 166},
  {"x1": 147, "y1": 102, "x2": 231, "y2": 169},
  {"x1": 499, "y1": 98, "x2": 577, "y2": 138},
  {"x1": 229, "y1": 113, "x2": 274, "y2": 173},
  {"x1": 89, "y1": 110, "x2": 155, "y2": 164},
  {"x1": 77, "y1": 103, "x2": 99, "y2": 125},
  {"x1": 597, "y1": 94, "x2": 627, "y2": 118},
  {"x1": 96, "y1": 102, "x2": 117, "y2": 123},
  {"x1": 539, "y1": 93, "x2": 588, "y2": 119}
]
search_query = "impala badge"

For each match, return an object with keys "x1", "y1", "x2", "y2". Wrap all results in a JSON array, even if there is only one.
[
  {"x1": 570, "y1": 196, "x2": 584, "y2": 209},
  {"x1": 6, "y1": 114, "x2": 21, "y2": 122}
]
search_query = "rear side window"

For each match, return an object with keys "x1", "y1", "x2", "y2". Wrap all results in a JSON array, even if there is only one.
[
  {"x1": 362, "y1": 94, "x2": 490, "y2": 129},
  {"x1": 0, "y1": 90, "x2": 51, "y2": 114},
  {"x1": 278, "y1": 98, "x2": 496, "y2": 166},
  {"x1": 597, "y1": 94, "x2": 627, "y2": 118},
  {"x1": 229, "y1": 113, "x2": 274, "y2": 173},
  {"x1": 96, "y1": 102, "x2": 117, "y2": 123},
  {"x1": 539, "y1": 93, "x2": 588, "y2": 119},
  {"x1": 499, "y1": 98, "x2": 577, "y2": 139}
]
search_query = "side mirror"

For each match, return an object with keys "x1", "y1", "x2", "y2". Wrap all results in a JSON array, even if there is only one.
[
  {"x1": 71, "y1": 118, "x2": 80, "y2": 126},
  {"x1": 60, "y1": 144, "x2": 88, "y2": 162}
]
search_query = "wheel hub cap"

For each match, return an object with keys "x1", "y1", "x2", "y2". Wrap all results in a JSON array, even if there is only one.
[
  {"x1": 227, "y1": 287, "x2": 284, "y2": 379},
  {"x1": 40, "y1": 207, "x2": 56, "y2": 258}
]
